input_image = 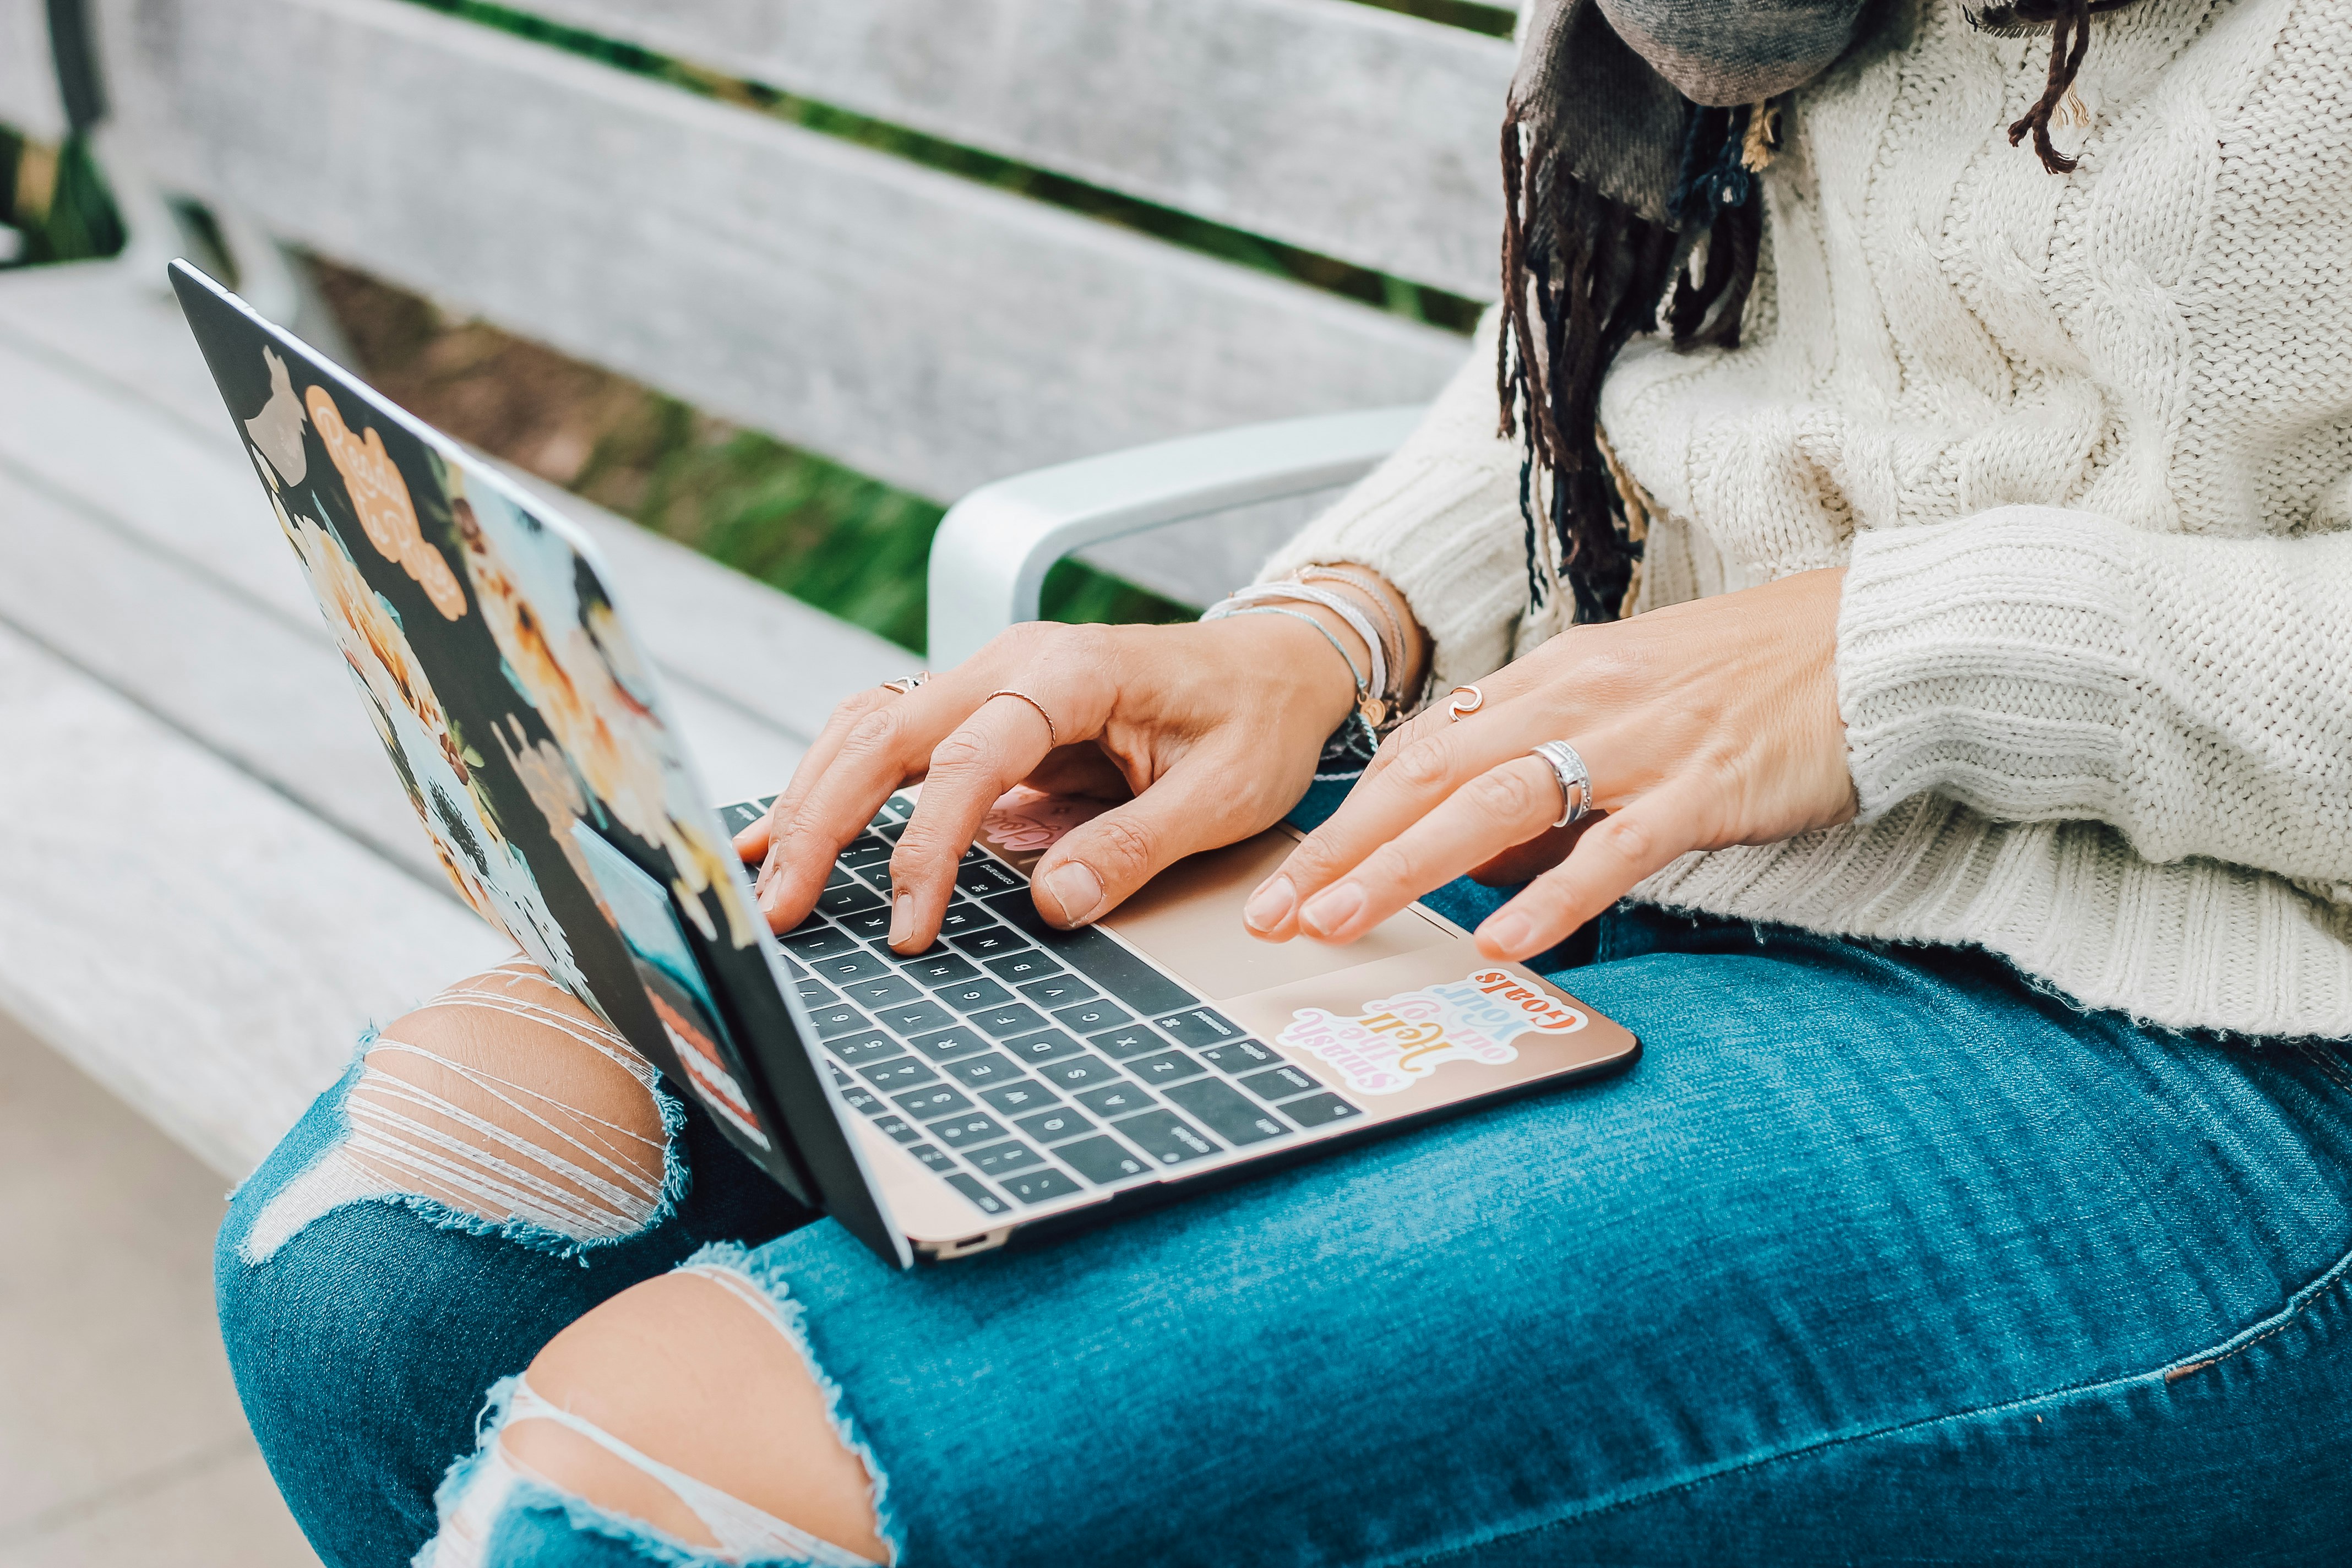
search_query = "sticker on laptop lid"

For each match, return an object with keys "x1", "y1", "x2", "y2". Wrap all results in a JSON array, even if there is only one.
[{"x1": 1276, "y1": 968, "x2": 1587, "y2": 1096}]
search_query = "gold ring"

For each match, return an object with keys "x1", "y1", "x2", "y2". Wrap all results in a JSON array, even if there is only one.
[
  {"x1": 987, "y1": 688, "x2": 1060, "y2": 749},
  {"x1": 1446, "y1": 684, "x2": 1484, "y2": 721},
  {"x1": 880, "y1": 673, "x2": 930, "y2": 695}
]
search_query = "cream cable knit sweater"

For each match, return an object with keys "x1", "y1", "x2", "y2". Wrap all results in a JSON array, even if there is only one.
[{"x1": 1261, "y1": 0, "x2": 2352, "y2": 1038}]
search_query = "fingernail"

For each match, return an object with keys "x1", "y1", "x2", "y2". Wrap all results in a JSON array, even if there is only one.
[
  {"x1": 1480, "y1": 911, "x2": 1533, "y2": 956},
  {"x1": 1298, "y1": 883, "x2": 1365, "y2": 940},
  {"x1": 888, "y1": 894, "x2": 917, "y2": 947},
  {"x1": 1242, "y1": 875, "x2": 1295, "y2": 933},
  {"x1": 1041, "y1": 862, "x2": 1104, "y2": 927}
]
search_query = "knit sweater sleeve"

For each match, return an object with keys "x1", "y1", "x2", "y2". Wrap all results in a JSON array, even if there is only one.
[
  {"x1": 1255, "y1": 311, "x2": 1532, "y2": 689},
  {"x1": 1838, "y1": 505, "x2": 2352, "y2": 892}
]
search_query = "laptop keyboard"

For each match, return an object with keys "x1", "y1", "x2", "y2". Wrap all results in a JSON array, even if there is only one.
[{"x1": 722, "y1": 794, "x2": 1365, "y2": 1220}]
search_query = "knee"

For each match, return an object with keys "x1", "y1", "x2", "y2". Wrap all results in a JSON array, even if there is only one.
[{"x1": 438, "y1": 1256, "x2": 891, "y2": 1566}]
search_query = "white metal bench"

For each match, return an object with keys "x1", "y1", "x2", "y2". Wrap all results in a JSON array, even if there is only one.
[{"x1": 0, "y1": 0, "x2": 1509, "y2": 1175}]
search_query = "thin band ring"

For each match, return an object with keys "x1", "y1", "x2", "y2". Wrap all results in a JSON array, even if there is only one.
[
  {"x1": 1528, "y1": 740, "x2": 1593, "y2": 829},
  {"x1": 1446, "y1": 684, "x2": 1484, "y2": 721},
  {"x1": 880, "y1": 673, "x2": 930, "y2": 695},
  {"x1": 988, "y1": 688, "x2": 1061, "y2": 749}
]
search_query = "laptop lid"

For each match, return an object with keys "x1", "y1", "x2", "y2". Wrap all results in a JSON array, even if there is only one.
[{"x1": 168, "y1": 260, "x2": 912, "y2": 1268}]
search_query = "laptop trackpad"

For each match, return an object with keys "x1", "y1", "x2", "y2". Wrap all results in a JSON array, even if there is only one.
[{"x1": 1101, "y1": 829, "x2": 1458, "y2": 1001}]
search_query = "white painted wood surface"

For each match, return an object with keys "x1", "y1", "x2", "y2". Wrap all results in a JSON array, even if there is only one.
[
  {"x1": 0, "y1": 0, "x2": 66, "y2": 141},
  {"x1": 516, "y1": 0, "x2": 1515, "y2": 302},
  {"x1": 87, "y1": 0, "x2": 1467, "y2": 522},
  {"x1": 0, "y1": 620, "x2": 511, "y2": 1178}
]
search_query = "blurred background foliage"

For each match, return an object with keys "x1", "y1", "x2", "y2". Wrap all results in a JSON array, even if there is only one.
[{"x1": 3, "y1": 0, "x2": 1499, "y2": 653}]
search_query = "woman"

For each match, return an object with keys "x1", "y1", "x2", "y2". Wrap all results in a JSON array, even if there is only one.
[{"x1": 219, "y1": 0, "x2": 2352, "y2": 1562}]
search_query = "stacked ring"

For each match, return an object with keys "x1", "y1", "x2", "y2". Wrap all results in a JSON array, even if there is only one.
[
  {"x1": 1529, "y1": 740, "x2": 1593, "y2": 829},
  {"x1": 1446, "y1": 684, "x2": 1484, "y2": 721},
  {"x1": 880, "y1": 673, "x2": 929, "y2": 695}
]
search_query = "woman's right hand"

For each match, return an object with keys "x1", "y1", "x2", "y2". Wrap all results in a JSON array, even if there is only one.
[{"x1": 733, "y1": 613, "x2": 1365, "y2": 950}]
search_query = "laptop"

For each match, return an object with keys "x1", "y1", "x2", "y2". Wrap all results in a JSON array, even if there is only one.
[{"x1": 171, "y1": 260, "x2": 1641, "y2": 1268}]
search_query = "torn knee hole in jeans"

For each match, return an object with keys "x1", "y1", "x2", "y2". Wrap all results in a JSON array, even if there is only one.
[
  {"x1": 241, "y1": 962, "x2": 683, "y2": 1265},
  {"x1": 427, "y1": 1248, "x2": 895, "y2": 1568}
]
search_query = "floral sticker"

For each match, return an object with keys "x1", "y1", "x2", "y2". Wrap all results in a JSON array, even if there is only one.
[
  {"x1": 981, "y1": 786, "x2": 1109, "y2": 856},
  {"x1": 304, "y1": 384, "x2": 467, "y2": 620},
  {"x1": 1276, "y1": 968, "x2": 1587, "y2": 1096}
]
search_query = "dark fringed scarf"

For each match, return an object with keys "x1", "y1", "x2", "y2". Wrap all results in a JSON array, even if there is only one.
[{"x1": 1500, "y1": 0, "x2": 2138, "y2": 626}]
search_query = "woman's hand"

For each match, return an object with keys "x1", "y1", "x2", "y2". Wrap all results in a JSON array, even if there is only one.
[
  {"x1": 1243, "y1": 568, "x2": 1859, "y2": 961},
  {"x1": 735, "y1": 611, "x2": 1369, "y2": 949}
]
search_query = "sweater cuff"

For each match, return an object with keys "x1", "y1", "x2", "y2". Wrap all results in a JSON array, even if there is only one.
[{"x1": 1837, "y1": 507, "x2": 2149, "y2": 824}]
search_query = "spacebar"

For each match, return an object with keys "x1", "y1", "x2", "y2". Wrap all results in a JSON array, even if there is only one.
[{"x1": 982, "y1": 891, "x2": 1197, "y2": 1018}]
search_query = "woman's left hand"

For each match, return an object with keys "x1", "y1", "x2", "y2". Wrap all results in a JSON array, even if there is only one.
[{"x1": 1243, "y1": 568, "x2": 1859, "y2": 961}]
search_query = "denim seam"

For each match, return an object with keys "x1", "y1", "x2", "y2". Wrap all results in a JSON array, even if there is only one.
[
  {"x1": 237, "y1": 1030, "x2": 693, "y2": 1268},
  {"x1": 680, "y1": 1242, "x2": 905, "y2": 1566},
  {"x1": 1396, "y1": 1233, "x2": 2352, "y2": 1567}
]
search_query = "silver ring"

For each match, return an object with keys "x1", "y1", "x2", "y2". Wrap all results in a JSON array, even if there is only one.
[
  {"x1": 880, "y1": 672, "x2": 930, "y2": 695},
  {"x1": 1446, "y1": 684, "x2": 1484, "y2": 721},
  {"x1": 1528, "y1": 741, "x2": 1592, "y2": 829}
]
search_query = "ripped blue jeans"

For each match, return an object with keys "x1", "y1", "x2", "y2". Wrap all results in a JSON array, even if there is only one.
[{"x1": 218, "y1": 905, "x2": 2352, "y2": 1567}]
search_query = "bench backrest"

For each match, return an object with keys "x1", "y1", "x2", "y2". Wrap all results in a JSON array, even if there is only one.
[{"x1": 1, "y1": 0, "x2": 1515, "y2": 604}]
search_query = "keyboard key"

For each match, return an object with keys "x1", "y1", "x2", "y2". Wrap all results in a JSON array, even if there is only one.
[
  {"x1": 998, "y1": 1167, "x2": 1082, "y2": 1205},
  {"x1": 827, "y1": 1063, "x2": 855, "y2": 1088},
  {"x1": 1013, "y1": 1107, "x2": 1094, "y2": 1145},
  {"x1": 720, "y1": 798, "x2": 769, "y2": 834},
  {"x1": 860, "y1": 1057, "x2": 940, "y2": 1092},
  {"x1": 946, "y1": 927, "x2": 1031, "y2": 961},
  {"x1": 1126, "y1": 1049, "x2": 1206, "y2": 1087},
  {"x1": 1035, "y1": 1054, "x2": 1124, "y2": 1091},
  {"x1": 904, "y1": 1142, "x2": 956, "y2": 1173},
  {"x1": 841, "y1": 974, "x2": 919, "y2": 1010},
  {"x1": 1237, "y1": 1064, "x2": 1322, "y2": 1102},
  {"x1": 839, "y1": 836, "x2": 894, "y2": 868},
  {"x1": 837, "y1": 1084, "x2": 884, "y2": 1115},
  {"x1": 793, "y1": 976, "x2": 839, "y2": 1008},
  {"x1": 809, "y1": 949, "x2": 891, "y2": 985},
  {"x1": 983, "y1": 950, "x2": 1064, "y2": 986},
  {"x1": 983, "y1": 895, "x2": 1196, "y2": 1016},
  {"x1": 1199, "y1": 1038, "x2": 1283, "y2": 1075},
  {"x1": 892, "y1": 1084, "x2": 974, "y2": 1119},
  {"x1": 968, "y1": 1001, "x2": 1049, "y2": 1039},
  {"x1": 1016, "y1": 974, "x2": 1099, "y2": 1009},
  {"x1": 817, "y1": 882, "x2": 885, "y2": 919},
  {"x1": 979, "y1": 1080, "x2": 1061, "y2": 1115},
  {"x1": 1003, "y1": 1029, "x2": 1085, "y2": 1066},
  {"x1": 1088, "y1": 1025, "x2": 1167, "y2": 1062},
  {"x1": 966, "y1": 1140, "x2": 1046, "y2": 1178},
  {"x1": 1073, "y1": 1082, "x2": 1156, "y2": 1119},
  {"x1": 875, "y1": 818, "x2": 910, "y2": 843},
  {"x1": 905, "y1": 951, "x2": 979, "y2": 987},
  {"x1": 838, "y1": 908, "x2": 895, "y2": 944},
  {"x1": 934, "y1": 978, "x2": 1014, "y2": 1012},
  {"x1": 943, "y1": 1173, "x2": 1011, "y2": 1216},
  {"x1": 936, "y1": 904, "x2": 999, "y2": 939},
  {"x1": 782, "y1": 926, "x2": 857, "y2": 960},
  {"x1": 956, "y1": 858, "x2": 1024, "y2": 897},
  {"x1": 1055, "y1": 1135, "x2": 1151, "y2": 1185},
  {"x1": 1153, "y1": 1007, "x2": 1245, "y2": 1051},
  {"x1": 888, "y1": 792, "x2": 918, "y2": 816},
  {"x1": 875, "y1": 999, "x2": 956, "y2": 1037},
  {"x1": 1050, "y1": 1000, "x2": 1134, "y2": 1036},
  {"x1": 856, "y1": 862, "x2": 895, "y2": 896},
  {"x1": 1111, "y1": 1108, "x2": 1221, "y2": 1167},
  {"x1": 869, "y1": 803, "x2": 903, "y2": 831},
  {"x1": 932, "y1": 1112, "x2": 1011, "y2": 1150},
  {"x1": 1280, "y1": 1092, "x2": 1364, "y2": 1127},
  {"x1": 1163, "y1": 1079, "x2": 1291, "y2": 1145},
  {"x1": 945, "y1": 1053, "x2": 1025, "y2": 1089},
  {"x1": 830, "y1": 1032, "x2": 904, "y2": 1067},
  {"x1": 872, "y1": 1114, "x2": 922, "y2": 1145},
  {"x1": 910, "y1": 1026, "x2": 990, "y2": 1063},
  {"x1": 808, "y1": 1003, "x2": 873, "y2": 1039}
]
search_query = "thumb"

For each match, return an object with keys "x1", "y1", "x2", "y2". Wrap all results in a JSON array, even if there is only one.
[{"x1": 1028, "y1": 755, "x2": 1275, "y2": 929}]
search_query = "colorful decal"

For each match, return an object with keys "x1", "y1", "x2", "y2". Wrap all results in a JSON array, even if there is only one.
[
  {"x1": 980, "y1": 786, "x2": 1110, "y2": 858},
  {"x1": 304, "y1": 384, "x2": 467, "y2": 619},
  {"x1": 1276, "y1": 968, "x2": 1586, "y2": 1096}
]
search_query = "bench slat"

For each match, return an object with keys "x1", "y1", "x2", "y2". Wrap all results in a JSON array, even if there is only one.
[
  {"x1": 514, "y1": 0, "x2": 1514, "y2": 302},
  {"x1": 0, "y1": 0, "x2": 67, "y2": 141},
  {"x1": 91, "y1": 0, "x2": 1468, "y2": 533},
  {"x1": 0, "y1": 620, "x2": 510, "y2": 1177}
]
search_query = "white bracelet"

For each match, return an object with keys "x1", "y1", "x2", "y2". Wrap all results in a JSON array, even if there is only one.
[{"x1": 1205, "y1": 582, "x2": 1389, "y2": 707}]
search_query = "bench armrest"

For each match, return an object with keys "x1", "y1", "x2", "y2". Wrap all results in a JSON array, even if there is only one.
[{"x1": 924, "y1": 405, "x2": 1424, "y2": 667}]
